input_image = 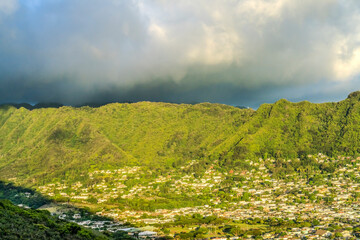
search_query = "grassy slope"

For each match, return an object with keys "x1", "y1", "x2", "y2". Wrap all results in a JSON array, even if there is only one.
[
  {"x1": 0, "y1": 102, "x2": 253, "y2": 185},
  {"x1": 1, "y1": 92, "x2": 360, "y2": 185},
  {"x1": 213, "y1": 92, "x2": 360, "y2": 162}
]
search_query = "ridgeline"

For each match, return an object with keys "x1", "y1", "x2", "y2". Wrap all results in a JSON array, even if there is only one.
[{"x1": 1, "y1": 92, "x2": 360, "y2": 185}]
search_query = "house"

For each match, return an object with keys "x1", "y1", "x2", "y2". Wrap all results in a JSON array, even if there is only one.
[
  {"x1": 314, "y1": 229, "x2": 331, "y2": 238},
  {"x1": 138, "y1": 231, "x2": 157, "y2": 238},
  {"x1": 341, "y1": 230, "x2": 352, "y2": 238}
]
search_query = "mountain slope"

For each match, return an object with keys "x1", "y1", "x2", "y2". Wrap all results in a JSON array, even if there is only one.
[
  {"x1": 0, "y1": 199, "x2": 107, "y2": 240},
  {"x1": 0, "y1": 102, "x2": 253, "y2": 185},
  {"x1": 214, "y1": 92, "x2": 360, "y2": 166},
  {"x1": 1, "y1": 92, "x2": 360, "y2": 185}
]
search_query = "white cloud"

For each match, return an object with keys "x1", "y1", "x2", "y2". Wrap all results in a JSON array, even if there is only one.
[
  {"x1": 0, "y1": 0, "x2": 18, "y2": 15},
  {"x1": 137, "y1": 0, "x2": 358, "y2": 85},
  {"x1": 1, "y1": 0, "x2": 360, "y2": 104},
  {"x1": 334, "y1": 39, "x2": 360, "y2": 81}
]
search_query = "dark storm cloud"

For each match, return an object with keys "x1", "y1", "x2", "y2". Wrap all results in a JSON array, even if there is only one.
[{"x1": 1, "y1": 0, "x2": 360, "y2": 107}]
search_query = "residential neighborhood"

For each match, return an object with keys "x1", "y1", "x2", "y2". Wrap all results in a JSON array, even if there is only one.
[{"x1": 33, "y1": 154, "x2": 360, "y2": 239}]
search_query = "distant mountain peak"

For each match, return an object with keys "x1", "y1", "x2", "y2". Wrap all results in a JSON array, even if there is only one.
[
  {"x1": 347, "y1": 91, "x2": 360, "y2": 100},
  {"x1": 0, "y1": 102, "x2": 63, "y2": 110}
]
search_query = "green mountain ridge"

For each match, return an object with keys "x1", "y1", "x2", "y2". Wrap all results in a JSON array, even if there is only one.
[{"x1": 1, "y1": 92, "x2": 360, "y2": 185}]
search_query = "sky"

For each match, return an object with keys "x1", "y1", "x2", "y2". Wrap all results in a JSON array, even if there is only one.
[{"x1": 1, "y1": 0, "x2": 360, "y2": 108}]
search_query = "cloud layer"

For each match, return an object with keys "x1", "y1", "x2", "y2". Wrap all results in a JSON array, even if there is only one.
[{"x1": 1, "y1": 0, "x2": 360, "y2": 107}]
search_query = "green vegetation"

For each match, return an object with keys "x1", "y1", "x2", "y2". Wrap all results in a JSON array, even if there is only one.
[
  {"x1": 216, "y1": 91, "x2": 360, "y2": 164},
  {"x1": 0, "y1": 181, "x2": 50, "y2": 208},
  {"x1": 2, "y1": 93, "x2": 360, "y2": 238},
  {"x1": 0, "y1": 182, "x2": 135, "y2": 240},
  {"x1": 154, "y1": 214, "x2": 325, "y2": 239},
  {"x1": 2, "y1": 92, "x2": 360, "y2": 187},
  {"x1": 0, "y1": 199, "x2": 107, "y2": 240},
  {"x1": 157, "y1": 214, "x2": 267, "y2": 239},
  {"x1": 0, "y1": 101, "x2": 253, "y2": 185}
]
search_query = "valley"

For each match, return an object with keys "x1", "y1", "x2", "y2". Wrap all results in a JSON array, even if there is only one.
[
  {"x1": 2, "y1": 92, "x2": 360, "y2": 238},
  {"x1": 35, "y1": 154, "x2": 360, "y2": 239}
]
